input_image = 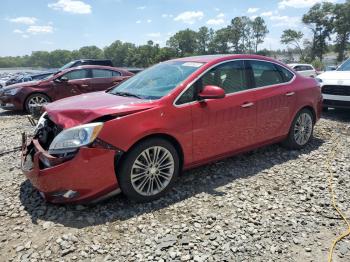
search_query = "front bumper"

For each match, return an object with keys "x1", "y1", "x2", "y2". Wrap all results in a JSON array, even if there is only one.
[
  {"x1": 0, "y1": 95, "x2": 20, "y2": 110},
  {"x1": 323, "y1": 94, "x2": 350, "y2": 109},
  {"x1": 21, "y1": 138, "x2": 120, "y2": 204}
]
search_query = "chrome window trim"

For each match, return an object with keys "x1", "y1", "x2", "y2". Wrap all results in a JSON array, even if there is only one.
[{"x1": 173, "y1": 58, "x2": 296, "y2": 108}]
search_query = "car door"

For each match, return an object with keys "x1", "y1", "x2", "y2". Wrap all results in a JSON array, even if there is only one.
[
  {"x1": 89, "y1": 69, "x2": 124, "y2": 91},
  {"x1": 248, "y1": 60, "x2": 296, "y2": 143},
  {"x1": 177, "y1": 60, "x2": 257, "y2": 163},
  {"x1": 53, "y1": 69, "x2": 91, "y2": 100}
]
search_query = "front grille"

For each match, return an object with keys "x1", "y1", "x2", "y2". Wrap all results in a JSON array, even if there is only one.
[
  {"x1": 323, "y1": 99, "x2": 350, "y2": 108},
  {"x1": 322, "y1": 85, "x2": 350, "y2": 96},
  {"x1": 36, "y1": 116, "x2": 62, "y2": 151}
]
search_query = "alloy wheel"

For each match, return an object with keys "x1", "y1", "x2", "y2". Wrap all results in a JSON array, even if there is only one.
[
  {"x1": 294, "y1": 112, "x2": 313, "y2": 146},
  {"x1": 28, "y1": 95, "x2": 49, "y2": 110},
  {"x1": 130, "y1": 146, "x2": 175, "y2": 196}
]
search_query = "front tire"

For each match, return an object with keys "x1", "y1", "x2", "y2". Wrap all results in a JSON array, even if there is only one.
[
  {"x1": 282, "y1": 109, "x2": 314, "y2": 150},
  {"x1": 25, "y1": 93, "x2": 50, "y2": 113},
  {"x1": 117, "y1": 138, "x2": 180, "y2": 202}
]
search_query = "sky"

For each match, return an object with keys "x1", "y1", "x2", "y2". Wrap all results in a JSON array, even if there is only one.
[{"x1": 0, "y1": 0, "x2": 345, "y2": 56}]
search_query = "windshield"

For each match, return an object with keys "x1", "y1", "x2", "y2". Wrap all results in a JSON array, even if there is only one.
[
  {"x1": 59, "y1": 61, "x2": 76, "y2": 71},
  {"x1": 337, "y1": 59, "x2": 350, "y2": 71},
  {"x1": 108, "y1": 61, "x2": 204, "y2": 99}
]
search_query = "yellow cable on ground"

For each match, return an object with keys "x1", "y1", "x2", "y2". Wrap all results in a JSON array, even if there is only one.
[{"x1": 326, "y1": 133, "x2": 350, "y2": 262}]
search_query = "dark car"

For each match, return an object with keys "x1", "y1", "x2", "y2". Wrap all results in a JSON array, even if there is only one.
[
  {"x1": 59, "y1": 59, "x2": 113, "y2": 71},
  {"x1": 0, "y1": 65, "x2": 133, "y2": 112}
]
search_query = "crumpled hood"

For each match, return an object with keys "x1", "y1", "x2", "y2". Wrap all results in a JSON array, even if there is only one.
[
  {"x1": 318, "y1": 71, "x2": 350, "y2": 80},
  {"x1": 45, "y1": 91, "x2": 155, "y2": 129}
]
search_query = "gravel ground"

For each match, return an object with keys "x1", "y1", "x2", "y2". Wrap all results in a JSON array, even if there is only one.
[{"x1": 0, "y1": 108, "x2": 349, "y2": 262}]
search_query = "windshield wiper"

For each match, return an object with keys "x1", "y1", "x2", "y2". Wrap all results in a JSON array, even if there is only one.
[{"x1": 112, "y1": 91, "x2": 143, "y2": 99}]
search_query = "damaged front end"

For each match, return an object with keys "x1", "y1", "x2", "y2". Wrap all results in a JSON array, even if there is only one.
[{"x1": 21, "y1": 113, "x2": 122, "y2": 204}]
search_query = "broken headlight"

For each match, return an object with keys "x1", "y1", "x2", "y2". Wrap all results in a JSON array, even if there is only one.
[{"x1": 48, "y1": 122, "x2": 103, "y2": 154}]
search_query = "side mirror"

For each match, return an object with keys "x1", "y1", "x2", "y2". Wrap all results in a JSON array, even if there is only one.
[
  {"x1": 60, "y1": 76, "x2": 69, "y2": 82},
  {"x1": 54, "y1": 76, "x2": 68, "y2": 83},
  {"x1": 198, "y1": 85, "x2": 225, "y2": 100}
]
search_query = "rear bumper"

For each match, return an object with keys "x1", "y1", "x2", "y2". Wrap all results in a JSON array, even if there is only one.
[{"x1": 21, "y1": 139, "x2": 120, "y2": 204}]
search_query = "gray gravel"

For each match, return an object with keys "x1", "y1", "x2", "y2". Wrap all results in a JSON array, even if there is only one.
[{"x1": 0, "y1": 108, "x2": 350, "y2": 262}]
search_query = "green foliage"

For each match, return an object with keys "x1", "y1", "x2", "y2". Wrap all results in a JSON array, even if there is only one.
[
  {"x1": 310, "y1": 58, "x2": 325, "y2": 70},
  {"x1": 281, "y1": 29, "x2": 305, "y2": 59},
  {"x1": 302, "y1": 2, "x2": 335, "y2": 61},
  {"x1": 166, "y1": 29, "x2": 199, "y2": 56},
  {"x1": 333, "y1": 0, "x2": 350, "y2": 61}
]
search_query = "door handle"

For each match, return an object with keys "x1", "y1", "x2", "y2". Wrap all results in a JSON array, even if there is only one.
[
  {"x1": 285, "y1": 92, "x2": 295, "y2": 97},
  {"x1": 241, "y1": 102, "x2": 254, "y2": 108},
  {"x1": 81, "y1": 84, "x2": 89, "y2": 87}
]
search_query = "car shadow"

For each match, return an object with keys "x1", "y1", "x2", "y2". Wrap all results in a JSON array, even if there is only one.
[
  {"x1": 0, "y1": 109, "x2": 27, "y2": 117},
  {"x1": 322, "y1": 108, "x2": 350, "y2": 123},
  {"x1": 19, "y1": 137, "x2": 324, "y2": 229}
]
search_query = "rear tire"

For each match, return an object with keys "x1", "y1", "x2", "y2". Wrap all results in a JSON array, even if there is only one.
[
  {"x1": 282, "y1": 109, "x2": 314, "y2": 150},
  {"x1": 117, "y1": 138, "x2": 180, "y2": 202}
]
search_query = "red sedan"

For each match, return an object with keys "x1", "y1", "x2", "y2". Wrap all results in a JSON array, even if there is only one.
[
  {"x1": 22, "y1": 55, "x2": 322, "y2": 203},
  {"x1": 0, "y1": 65, "x2": 133, "y2": 112}
]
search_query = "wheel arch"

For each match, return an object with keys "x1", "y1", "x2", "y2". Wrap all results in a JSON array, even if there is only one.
[
  {"x1": 23, "y1": 92, "x2": 52, "y2": 112},
  {"x1": 298, "y1": 105, "x2": 316, "y2": 124},
  {"x1": 117, "y1": 133, "x2": 185, "y2": 172}
]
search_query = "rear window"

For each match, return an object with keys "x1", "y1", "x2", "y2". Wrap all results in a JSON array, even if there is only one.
[
  {"x1": 92, "y1": 69, "x2": 120, "y2": 78},
  {"x1": 250, "y1": 60, "x2": 293, "y2": 87}
]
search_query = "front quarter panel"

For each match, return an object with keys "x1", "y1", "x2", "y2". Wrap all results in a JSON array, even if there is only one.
[{"x1": 97, "y1": 104, "x2": 193, "y2": 166}]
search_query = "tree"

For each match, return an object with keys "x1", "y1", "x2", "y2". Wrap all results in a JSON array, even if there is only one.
[
  {"x1": 281, "y1": 29, "x2": 305, "y2": 59},
  {"x1": 28, "y1": 51, "x2": 51, "y2": 68},
  {"x1": 104, "y1": 40, "x2": 136, "y2": 66},
  {"x1": 208, "y1": 27, "x2": 231, "y2": 54},
  {"x1": 166, "y1": 29, "x2": 198, "y2": 56},
  {"x1": 333, "y1": 0, "x2": 350, "y2": 61},
  {"x1": 78, "y1": 46, "x2": 104, "y2": 59},
  {"x1": 229, "y1": 17, "x2": 245, "y2": 53},
  {"x1": 197, "y1": 26, "x2": 211, "y2": 54},
  {"x1": 252, "y1": 17, "x2": 269, "y2": 53},
  {"x1": 240, "y1": 16, "x2": 254, "y2": 53},
  {"x1": 49, "y1": 50, "x2": 72, "y2": 68},
  {"x1": 302, "y1": 2, "x2": 335, "y2": 60}
]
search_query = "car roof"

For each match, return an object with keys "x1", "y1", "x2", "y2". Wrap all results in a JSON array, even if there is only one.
[
  {"x1": 171, "y1": 54, "x2": 282, "y2": 64},
  {"x1": 63, "y1": 65, "x2": 129, "y2": 72},
  {"x1": 288, "y1": 63, "x2": 313, "y2": 67},
  {"x1": 72, "y1": 59, "x2": 111, "y2": 62}
]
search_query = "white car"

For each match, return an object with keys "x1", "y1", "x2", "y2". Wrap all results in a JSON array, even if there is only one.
[
  {"x1": 288, "y1": 63, "x2": 317, "y2": 78},
  {"x1": 316, "y1": 58, "x2": 350, "y2": 110}
]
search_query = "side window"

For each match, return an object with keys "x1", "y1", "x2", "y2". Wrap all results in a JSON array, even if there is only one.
[
  {"x1": 176, "y1": 85, "x2": 195, "y2": 105},
  {"x1": 250, "y1": 60, "x2": 292, "y2": 87},
  {"x1": 92, "y1": 69, "x2": 115, "y2": 78},
  {"x1": 294, "y1": 66, "x2": 302, "y2": 71},
  {"x1": 199, "y1": 60, "x2": 248, "y2": 94},
  {"x1": 305, "y1": 65, "x2": 313, "y2": 71},
  {"x1": 276, "y1": 64, "x2": 294, "y2": 82},
  {"x1": 175, "y1": 60, "x2": 249, "y2": 105},
  {"x1": 63, "y1": 69, "x2": 88, "y2": 80}
]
